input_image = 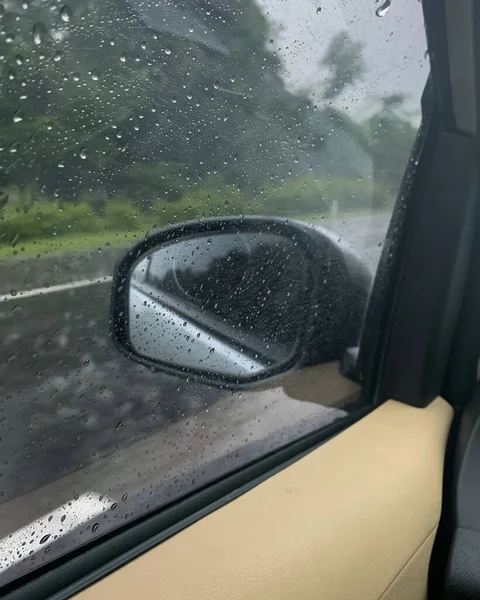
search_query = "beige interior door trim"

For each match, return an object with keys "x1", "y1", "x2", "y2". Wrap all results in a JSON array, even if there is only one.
[{"x1": 75, "y1": 398, "x2": 453, "y2": 600}]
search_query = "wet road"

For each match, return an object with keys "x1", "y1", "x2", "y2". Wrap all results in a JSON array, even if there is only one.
[{"x1": 0, "y1": 213, "x2": 389, "y2": 584}]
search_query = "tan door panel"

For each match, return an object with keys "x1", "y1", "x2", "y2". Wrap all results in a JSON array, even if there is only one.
[
  {"x1": 381, "y1": 529, "x2": 437, "y2": 600},
  {"x1": 75, "y1": 398, "x2": 452, "y2": 600}
]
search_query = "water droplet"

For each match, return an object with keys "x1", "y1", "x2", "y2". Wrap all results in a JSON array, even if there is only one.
[
  {"x1": 269, "y1": 39, "x2": 274, "y2": 45},
  {"x1": 121, "y1": 493, "x2": 128, "y2": 501},
  {"x1": 32, "y1": 23, "x2": 44, "y2": 45},
  {"x1": 5, "y1": 34, "x2": 13, "y2": 44},
  {"x1": 91, "y1": 69, "x2": 100, "y2": 81},
  {"x1": 36, "y1": 212, "x2": 43, "y2": 220},
  {"x1": 39, "y1": 534, "x2": 50, "y2": 544},
  {"x1": 316, "y1": 6, "x2": 322, "y2": 13},
  {"x1": 60, "y1": 4, "x2": 72, "y2": 22},
  {"x1": 54, "y1": 51, "x2": 62, "y2": 62},
  {"x1": 21, "y1": 0, "x2": 29, "y2": 9},
  {"x1": 13, "y1": 111, "x2": 22, "y2": 123},
  {"x1": 73, "y1": 72, "x2": 80, "y2": 81},
  {"x1": 213, "y1": 80, "x2": 219, "y2": 89},
  {"x1": 120, "y1": 52, "x2": 126, "y2": 63},
  {"x1": 116, "y1": 421, "x2": 124, "y2": 430},
  {"x1": 111, "y1": 503, "x2": 117, "y2": 510},
  {"x1": 375, "y1": 0, "x2": 391, "y2": 17},
  {"x1": 15, "y1": 55, "x2": 23, "y2": 65},
  {"x1": 9, "y1": 142, "x2": 19, "y2": 154},
  {"x1": 164, "y1": 46, "x2": 171, "y2": 55},
  {"x1": 10, "y1": 233, "x2": 19, "y2": 247},
  {"x1": 91, "y1": 523, "x2": 99, "y2": 533},
  {"x1": 79, "y1": 147, "x2": 88, "y2": 160}
]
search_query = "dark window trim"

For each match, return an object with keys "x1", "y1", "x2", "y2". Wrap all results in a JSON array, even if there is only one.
[{"x1": 361, "y1": 0, "x2": 479, "y2": 408}]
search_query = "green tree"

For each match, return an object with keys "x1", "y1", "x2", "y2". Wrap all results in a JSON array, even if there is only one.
[{"x1": 321, "y1": 31, "x2": 367, "y2": 101}]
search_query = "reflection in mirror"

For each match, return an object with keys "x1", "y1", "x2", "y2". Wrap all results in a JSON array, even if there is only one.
[{"x1": 128, "y1": 231, "x2": 310, "y2": 379}]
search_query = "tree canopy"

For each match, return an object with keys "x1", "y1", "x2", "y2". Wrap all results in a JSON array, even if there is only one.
[{"x1": 0, "y1": 0, "x2": 419, "y2": 248}]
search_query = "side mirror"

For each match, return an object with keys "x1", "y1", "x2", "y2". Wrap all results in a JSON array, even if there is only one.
[{"x1": 110, "y1": 217, "x2": 372, "y2": 388}]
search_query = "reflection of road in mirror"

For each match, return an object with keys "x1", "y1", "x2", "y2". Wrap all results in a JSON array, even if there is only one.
[
  {"x1": 130, "y1": 285, "x2": 266, "y2": 376},
  {"x1": 128, "y1": 231, "x2": 308, "y2": 379}
]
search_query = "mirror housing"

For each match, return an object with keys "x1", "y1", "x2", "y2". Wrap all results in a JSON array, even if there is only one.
[{"x1": 110, "y1": 217, "x2": 372, "y2": 388}]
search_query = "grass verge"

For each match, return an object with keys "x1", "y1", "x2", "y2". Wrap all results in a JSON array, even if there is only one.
[{"x1": 0, "y1": 209, "x2": 390, "y2": 262}]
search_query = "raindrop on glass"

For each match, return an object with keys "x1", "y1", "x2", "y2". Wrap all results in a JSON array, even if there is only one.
[
  {"x1": 60, "y1": 4, "x2": 72, "y2": 22},
  {"x1": 316, "y1": 6, "x2": 322, "y2": 13},
  {"x1": 13, "y1": 110, "x2": 22, "y2": 123},
  {"x1": 32, "y1": 23, "x2": 44, "y2": 45},
  {"x1": 375, "y1": 0, "x2": 391, "y2": 17},
  {"x1": 79, "y1": 147, "x2": 88, "y2": 160},
  {"x1": 91, "y1": 69, "x2": 100, "y2": 81}
]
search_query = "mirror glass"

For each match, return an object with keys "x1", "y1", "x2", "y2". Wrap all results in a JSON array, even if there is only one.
[{"x1": 128, "y1": 231, "x2": 311, "y2": 380}]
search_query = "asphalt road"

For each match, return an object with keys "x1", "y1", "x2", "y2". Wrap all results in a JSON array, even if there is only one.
[{"x1": 0, "y1": 213, "x2": 389, "y2": 585}]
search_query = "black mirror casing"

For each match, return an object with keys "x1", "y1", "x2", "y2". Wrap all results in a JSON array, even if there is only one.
[{"x1": 110, "y1": 216, "x2": 372, "y2": 389}]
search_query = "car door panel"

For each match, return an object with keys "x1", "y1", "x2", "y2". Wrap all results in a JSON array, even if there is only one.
[{"x1": 73, "y1": 398, "x2": 452, "y2": 600}]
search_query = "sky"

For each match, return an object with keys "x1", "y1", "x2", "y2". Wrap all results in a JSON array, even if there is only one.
[{"x1": 257, "y1": 0, "x2": 429, "y2": 121}]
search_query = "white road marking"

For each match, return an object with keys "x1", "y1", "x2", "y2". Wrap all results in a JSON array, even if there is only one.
[
  {"x1": 0, "y1": 492, "x2": 113, "y2": 573},
  {"x1": 0, "y1": 276, "x2": 112, "y2": 302}
]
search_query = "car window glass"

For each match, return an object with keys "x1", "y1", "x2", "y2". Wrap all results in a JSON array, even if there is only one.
[{"x1": 0, "y1": 0, "x2": 428, "y2": 584}]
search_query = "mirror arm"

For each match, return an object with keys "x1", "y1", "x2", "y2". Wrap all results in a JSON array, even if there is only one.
[{"x1": 340, "y1": 347, "x2": 362, "y2": 384}]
